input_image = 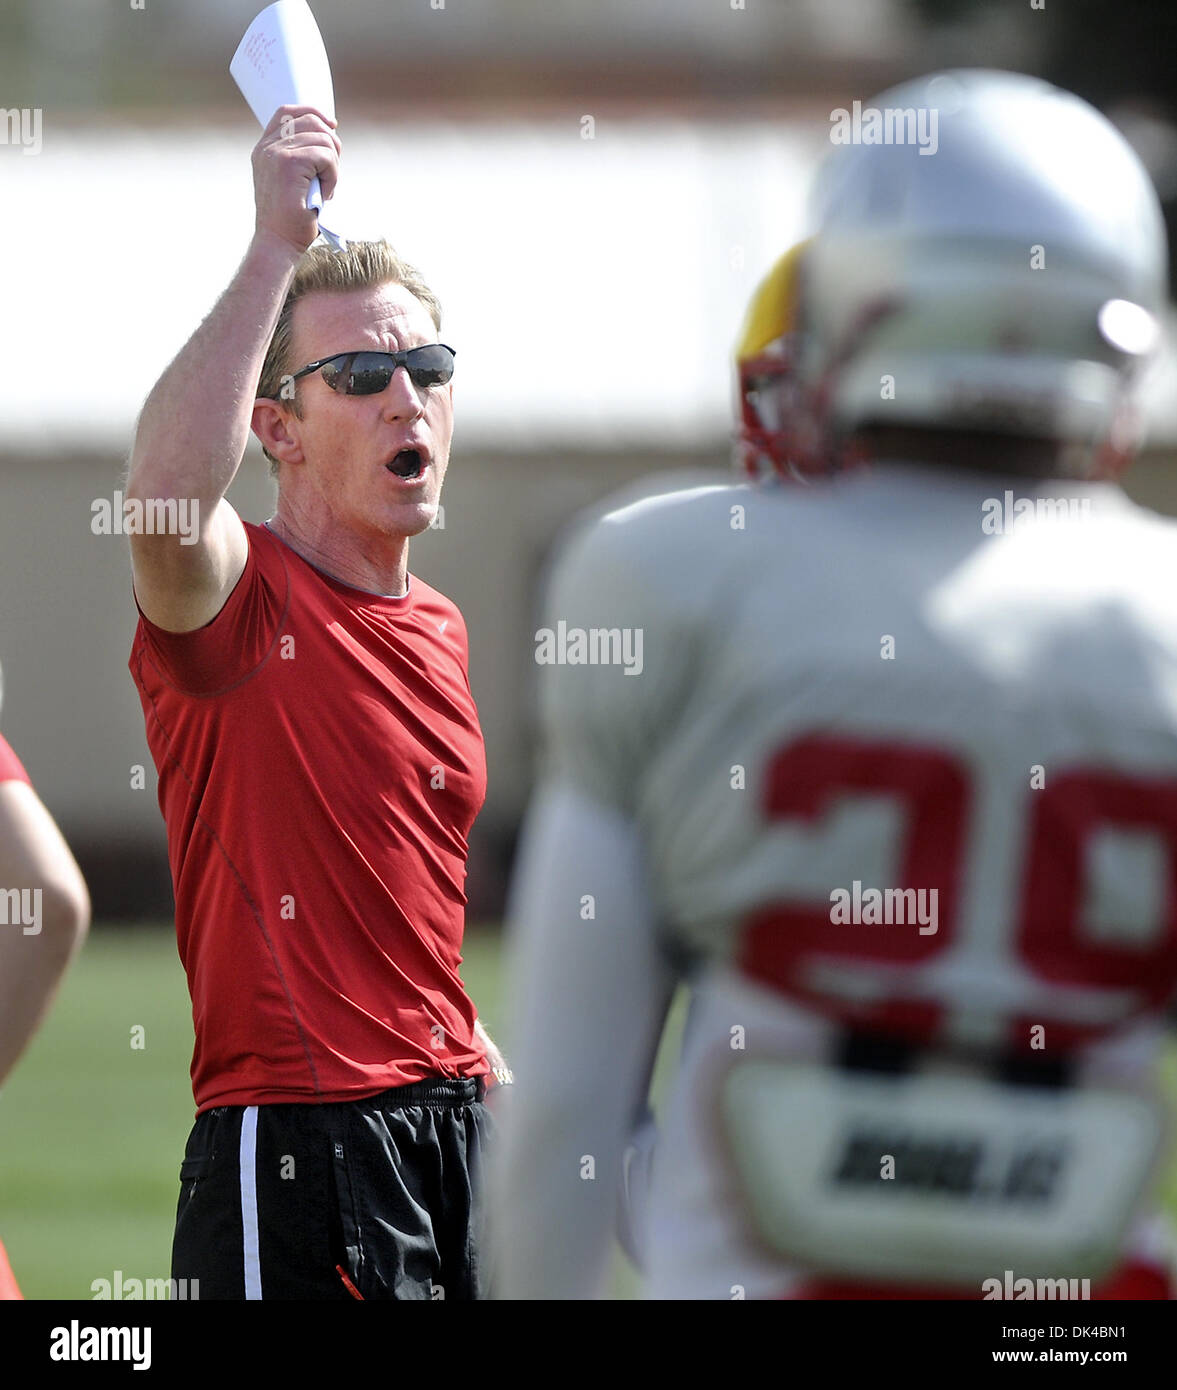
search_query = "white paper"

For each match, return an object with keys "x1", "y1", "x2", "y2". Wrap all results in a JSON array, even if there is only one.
[{"x1": 230, "y1": 1, "x2": 343, "y2": 244}]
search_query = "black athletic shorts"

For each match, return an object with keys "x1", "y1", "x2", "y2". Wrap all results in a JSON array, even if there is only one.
[{"x1": 171, "y1": 1077, "x2": 493, "y2": 1300}]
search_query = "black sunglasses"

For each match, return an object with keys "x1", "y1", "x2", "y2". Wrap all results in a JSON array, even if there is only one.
[{"x1": 287, "y1": 344, "x2": 456, "y2": 396}]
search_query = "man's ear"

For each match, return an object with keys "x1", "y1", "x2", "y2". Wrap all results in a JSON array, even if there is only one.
[{"x1": 251, "y1": 397, "x2": 305, "y2": 465}]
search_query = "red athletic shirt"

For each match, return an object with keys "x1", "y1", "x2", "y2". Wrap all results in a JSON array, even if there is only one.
[{"x1": 130, "y1": 521, "x2": 489, "y2": 1113}]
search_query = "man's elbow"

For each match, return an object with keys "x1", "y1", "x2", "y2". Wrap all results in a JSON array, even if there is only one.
[
  {"x1": 37, "y1": 871, "x2": 90, "y2": 957},
  {"x1": 124, "y1": 460, "x2": 185, "y2": 509}
]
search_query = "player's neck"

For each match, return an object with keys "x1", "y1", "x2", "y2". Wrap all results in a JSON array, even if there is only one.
[
  {"x1": 854, "y1": 426, "x2": 1092, "y2": 481},
  {"x1": 265, "y1": 509, "x2": 410, "y2": 599}
]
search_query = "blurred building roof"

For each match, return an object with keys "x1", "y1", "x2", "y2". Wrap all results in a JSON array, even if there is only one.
[{"x1": 6, "y1": 0, "x2": 925, "y2": 114}]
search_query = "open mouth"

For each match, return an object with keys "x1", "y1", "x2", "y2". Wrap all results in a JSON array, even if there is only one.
[{"x1": 387, "y1": 448, "x2": 425, "y2": 480}]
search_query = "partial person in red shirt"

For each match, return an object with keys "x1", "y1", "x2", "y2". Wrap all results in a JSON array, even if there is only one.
[
  {"x1": 127, "y1": 106, "x2": 506, "y2": 1300},
  {"x1": 0, "y1": 728, "x2": 90, "y2": 1298}
]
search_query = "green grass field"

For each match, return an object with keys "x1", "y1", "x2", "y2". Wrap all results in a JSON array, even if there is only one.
[{"x1": 1, "y1": 924, "x2": 1174, "y2": 1299}]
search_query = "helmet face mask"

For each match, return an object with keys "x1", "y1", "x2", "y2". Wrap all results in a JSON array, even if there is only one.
[
  {"x1": 737, "y1": 342, "x2": 806, "y2": 480},
  {"x1": 734, "y1": 241, "x2": 827, "y2": 482}
]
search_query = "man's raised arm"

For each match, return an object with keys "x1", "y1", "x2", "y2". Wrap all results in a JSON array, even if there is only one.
[{"x1": 127, "y1": 105, "x2": 340, "y2": 633}]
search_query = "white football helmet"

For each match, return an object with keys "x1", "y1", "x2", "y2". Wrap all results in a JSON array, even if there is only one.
[{"x1": 750, "y1": 70, "x2": 1170, "y2": 479}]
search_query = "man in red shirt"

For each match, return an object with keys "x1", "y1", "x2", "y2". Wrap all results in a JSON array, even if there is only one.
[
  {"x1": 0, "y1": 729, "x2": 90, "y2": 1298},
  {"x1": 128, "y1": 105, "x2": 505, "y2": 1299}
]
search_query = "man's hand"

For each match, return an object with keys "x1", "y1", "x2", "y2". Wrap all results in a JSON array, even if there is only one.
[
  {"x1": 474, "y1": 1018, "x2": 513, "y2": 1097},
  {"x1": 252, "y1": 104, "x2": 341, "y2": 255}
]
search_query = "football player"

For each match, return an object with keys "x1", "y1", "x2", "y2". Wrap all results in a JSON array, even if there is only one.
[{"x1": 492, "y1": 69, "x2": 1177, "y2": 1299}]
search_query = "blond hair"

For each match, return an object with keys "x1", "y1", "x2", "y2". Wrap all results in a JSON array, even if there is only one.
[{"x1": 257, "y1": 240, "x2": 443, "y2": 473}]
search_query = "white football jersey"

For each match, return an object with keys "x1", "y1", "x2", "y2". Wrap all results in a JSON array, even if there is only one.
[{"x1": 500, "y1": 462, "x2": 1177, "y2": 1299}]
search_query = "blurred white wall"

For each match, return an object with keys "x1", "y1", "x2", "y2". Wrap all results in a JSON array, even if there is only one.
[{"x1": 2, "y1": 120, "x2": 817, "y2": 452}]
